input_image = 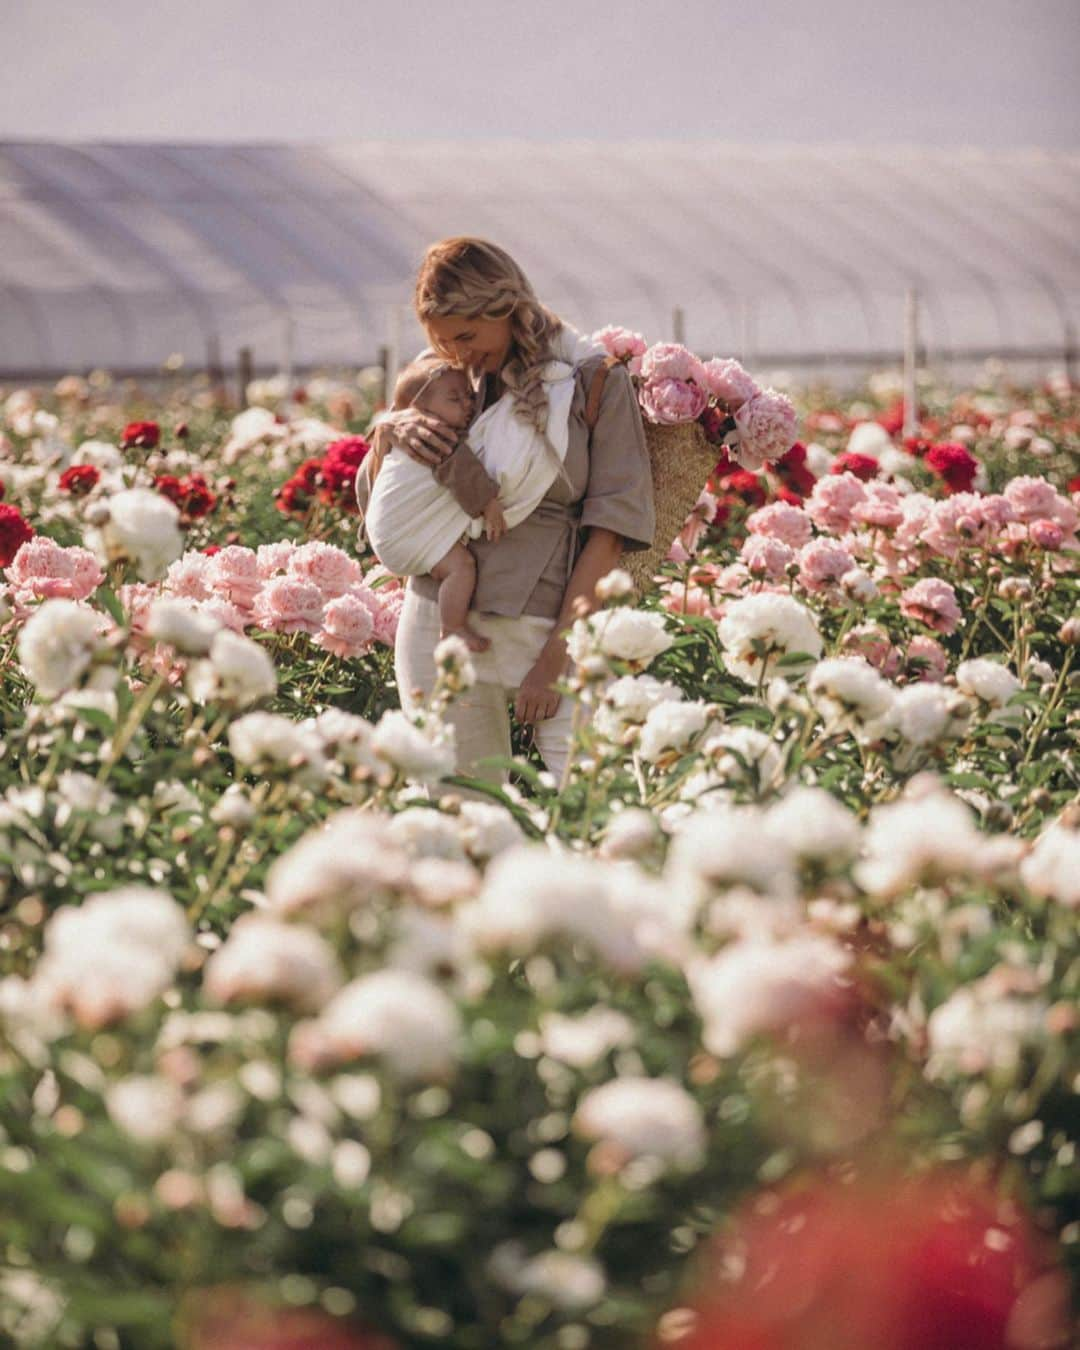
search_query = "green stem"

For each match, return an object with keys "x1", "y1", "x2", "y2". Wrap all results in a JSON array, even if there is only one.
[{"x1": 1019, "y1": 649, "x2": 1073, "y2": 771}]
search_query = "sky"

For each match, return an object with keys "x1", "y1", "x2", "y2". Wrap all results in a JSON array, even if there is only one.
[{"x1": 2, "y1": 0, "x2": 1078, "y2": 147}]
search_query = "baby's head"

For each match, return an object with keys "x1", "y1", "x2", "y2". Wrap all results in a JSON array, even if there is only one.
[{"x1": 393, "y1": 357, "x2": 474, "y2": 431}]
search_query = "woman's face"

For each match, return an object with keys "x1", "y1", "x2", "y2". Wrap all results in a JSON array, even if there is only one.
[{"x1": 425, "y1": 314, "x2": 513, "y2": 378}]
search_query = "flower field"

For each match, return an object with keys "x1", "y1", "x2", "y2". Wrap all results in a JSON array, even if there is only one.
[{"x1": 0, "y1": 361, "x2": 1078, "y2": 1348}]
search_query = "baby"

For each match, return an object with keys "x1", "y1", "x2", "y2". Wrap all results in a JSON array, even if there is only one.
[{"x1": 363, "y1": 357, "x2": 507, "y2": 652}]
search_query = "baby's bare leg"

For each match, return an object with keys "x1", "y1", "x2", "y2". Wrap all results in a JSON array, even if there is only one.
[{"x1": 429, "y1": 543, "x2": 490, "y2": 652}]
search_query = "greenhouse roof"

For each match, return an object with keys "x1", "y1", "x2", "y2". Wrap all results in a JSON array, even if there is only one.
[{"x1": 1, "y1": 140, "x2": 1078, "y2": 375}]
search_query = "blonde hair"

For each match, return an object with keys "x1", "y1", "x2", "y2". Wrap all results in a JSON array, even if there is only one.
[{"x1": 414, "y1": 238, "x2": 568, "y2": 481}]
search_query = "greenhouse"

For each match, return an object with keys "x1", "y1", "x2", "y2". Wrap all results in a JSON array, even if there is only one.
[{"x1": 2, "y1": 139, "x2": 1079, "y2": 380}]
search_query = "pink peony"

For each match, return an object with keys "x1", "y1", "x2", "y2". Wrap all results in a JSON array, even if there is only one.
[
  {"x1": 119, "y1": 582, "x2": 158, "y2": 636},
  {"x1": 700, "y1": 357, "x2": 759, "y2": 409},
  {"x1": 256, "y1": 540, "x2": 297, "y2": 578},
  {"x1": 900, "y1": 577, "x2": 962, "y2": 635},
  {"x1": 251, "y1": 577, "x2": 325, "y2": 635},
  {"x1": 740, "y1": 534, "x2": 795, "y2": 581},
  {"x1": 289, "y1": 540, "x2": 363, "y2": 597},
  {"x1": 371, "y1": 587, "x2": 404, "y2": 646},
  {"x1": 639, "y1": 377, "x2": 709, "y2": 425},
  {"x1": 592, "y1": 326, "x2": 647, "y2": 375},
  {"x1": 805, "y1": 472, "x2": 867, "y2": 534},
  {"x1": 207, "y1": 546, "x2": 262, "y2": 608},
  {"x1": 714, "y1": 563, "x2": 752, "y2": 596},
  {"x1": 841, "y1": 623, "x2": 902, "y2": 678},
  {"x1": 905, "y1": 634, "x2": 948, "y2": 682},
  {"x1": 733, "y1": 389, "x2": 798, "y2": 471},
  {"x1": 164, "y1": 553, "x2": 212, "y2": 601},
  {"x1": 1029, "y1": 518, "x2": 1064, "y2": 550},
  {"x1": 797, "y1": 538, "x2": 856, "y2": 593},
  {"x1": 317, "y1": 593, "x2": 376, "y2": 658},
  {"x1": 976, "y1": 494, "x2": 1016, "y2": 530},
  {"x1": 1004, "y1": 475, "x2": 1058, "y2": 522},
  {"x1": 6, "y1": 536, "x2": 104, "y2": 601},
  {"x1": 659, "y1": 583, "x2": 717, "y2": 617},
  {"x1": 194, "y1": 596, "x2": 248, "y2": 634},
  {"x1": 640, "y1": 342, "x2": 708, "y2": 386},
  {"x1": 746, "y1": 501, "x2": 812, "y2": 550},
  {"x1": 851, "y1": 481, "x2": 904, "y2": 531},
  {"x1": 919, "y1": 493, "x2": 1001, "y2": 559}
]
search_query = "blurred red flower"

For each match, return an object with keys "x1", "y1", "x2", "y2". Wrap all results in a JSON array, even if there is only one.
[
  {"x1": 925, "y1": 442, "x2": 978, "y2": 493},
  {"x1": 830, "y1": 451, "x2": 879, "y2": 481},
  {"x1": 0, "y1": 503, "x2": 34, "y2": 566},
  {"x1": 319, "y1": 436, "x2": 370, "y2": 513},
  {"x1": 660, "y1": 1171, "x2": 1069, "y2": 1350},
  {"x1": 120, "y1": 420, "x2": 161, "y2": 449},
  {"x1": 876, "y1": 400, "x2": 907, "y2": 435},
  {"x1": 58, "y1": 464, "x2": 101, "y2": 495},
  {"x1": 186, "y1": 1288, "x2": 397, "y2": 1350},
  {"x1": 772, "y1": 442, "x2": 816, "y2": 497}
]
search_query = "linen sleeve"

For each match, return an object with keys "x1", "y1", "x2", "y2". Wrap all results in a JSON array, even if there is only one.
[
  {"x1": 433, "y1": 440, "x2": 500, "y2": 517},
  {"x1": 579, "y1": 362, "x2": 656, "y2": 552}
]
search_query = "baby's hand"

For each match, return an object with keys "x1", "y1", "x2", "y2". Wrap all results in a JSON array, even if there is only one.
[{"x1": 483, "y1": 497, "x2": 507, "y2": 542}]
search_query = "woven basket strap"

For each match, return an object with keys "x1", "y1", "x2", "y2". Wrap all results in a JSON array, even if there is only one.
[{"x1": 584, "y1": 355, "x2": 620, "y2": 432}]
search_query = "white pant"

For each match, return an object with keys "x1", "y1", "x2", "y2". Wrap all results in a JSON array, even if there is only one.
[{"x1": 394, "y1": 587, "x2": 577, "y2": 784}]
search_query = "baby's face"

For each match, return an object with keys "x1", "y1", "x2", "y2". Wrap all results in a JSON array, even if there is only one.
[{"x1": 419, "y1": 370, "x2": 474, "y2": 430}]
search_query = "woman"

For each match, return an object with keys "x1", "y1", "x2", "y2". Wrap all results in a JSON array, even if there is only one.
[{"x1": 357, "y1": 237, "x2": 655, "y2": 783}]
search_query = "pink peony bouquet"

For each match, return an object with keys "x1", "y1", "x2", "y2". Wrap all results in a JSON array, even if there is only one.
[{"x1": 591, "y1": 328, "x2": 796, "y2": 471}]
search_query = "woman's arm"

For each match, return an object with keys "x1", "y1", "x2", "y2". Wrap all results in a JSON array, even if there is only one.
[{"x1": 514, "y1": 526, "x2": 623, "y2": 725}]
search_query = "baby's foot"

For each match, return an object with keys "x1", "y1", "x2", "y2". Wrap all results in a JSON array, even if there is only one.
[{"x1": 443, "y1": 624, "x2": 490, "y2": 653}]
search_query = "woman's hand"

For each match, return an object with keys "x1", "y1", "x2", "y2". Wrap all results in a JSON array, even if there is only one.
[
  {"x1": 381, "y1": 407, "x2": 458, "y2": 467},
  {"x1": 514, "y1": 645, "x2": 566, "y2": 725}
]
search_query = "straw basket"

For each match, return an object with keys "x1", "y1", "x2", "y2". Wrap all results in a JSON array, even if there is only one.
[{"x1": 622, "y1": 417, "x2": 730, "y2": 594}]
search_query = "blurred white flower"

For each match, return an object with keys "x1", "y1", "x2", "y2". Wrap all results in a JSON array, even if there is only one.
[
  {"x1": 665, "y1": 806, "x2": 797, "y2": 904},
  {"x1": 17, "y1": 599, "x2": 105, "y2": 699},
  {"x1": 766, "y1": 786, "x2": 861, "y2": 865},
  {"x1": 188, "y1": 630, "x2": 277, "y2": 707},
  {"x1": 146, "y1": 596, "x2": 221, "y2": 655},
  {"x1": 265, "y1": 810, "x2": 410, "y2": 918},
  {"x1": 386, "y1": 808, "x2": 466, "y2": 861},
  {"x1": 539, "y1": 1007, "x2": 634, "y2": 1068},
  {"x1": 845, "y1": 421, "x2": 894, "y2": 458},
  {"x1": 456, "y1": 800, "x2": 524, "y2": 862},
  {"x1": 687, "y1": 933, "x2": 849, "y2": 1057},
  {"x1": 808, "y1": 657, "x2": 895, "y2": 739},
  {"x1": 305, "y1": 970, "x2": 461, "y2": 1080},
  {"x1": 575, "y1": 1077, "x2": 705, "y2": 1170},
  {"x1": 926, "y1": 986, "x2": 1045, "y2": 1077},
  {"x1": 36, "y1": 886, "x2": 189, "y2": 1028},
  {"x1": 955, "y1": 658, "x2": 1021, "y2": 710},
  {"x1": 91, "y1": 487, "x2": 184, "y2": 580},
  {"x1": 210, "y1": 784, "x2": 256, "y2": 830},
  {"x1": 1020, "y1": 818, "x2": 1080, "y2": 908},
  {"x1": 681, "y1": 725, "x2": 783, "y2": 803},
  {"x1": 886, "y1": 683, "x2": 970, "y2": 749},
  {"x1": 106, "y1": 1075, "x2": 183, "y2": 1144},
  {"x1": 370, "y1": 710, "x2": 456, "y2": 784},
  {"x1": 203, "y1": 913, "x2": 343, "y2": 1013},
  {"x1": 489, "y1": 1243, "x2": 607, "y2": 1310},
  {"x1": 856, "y1": 781, "x2": 983, "y2": 896},
  {"x1": 228, "y1": 711, "x2": 327, "y2": 785},
  {"x1": 433, "y1": 634, "x2": 476, "y2": 689},
  {"x1": 594, "y1": 568, "x2": 636, "y2": 603}
]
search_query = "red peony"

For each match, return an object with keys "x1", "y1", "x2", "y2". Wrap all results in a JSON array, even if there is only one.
[
  {"x1": 699, "y1": 405, "x2": 736, "y2": 447},
  {"x1": 319, "y1": 436, "x2": 369, "y2": 512},
  {"x1": 58, "y1": 464, "x2": 101, "y2": 495},
  {"x1": 1066, "y1": 474, "x2": 1080, "y2": 495},
  {"x1": 120, "y1": 420, "x2": 161, "y2": 449},
  {"x1": 831, "y1": 452, "x2": 879, "y2": 481},
  {"x1": 718, "y1": 468, "x2": 768, "y2": 508},
  {"x1": 876, "y1": 399, "x2": 907, "y2": 435},
  {"x1": 0, "y1": 503, "x2": 35, "y2": 567},
  {"x1": 153, "y1": 474, "x2": 185, "y2": 505},
  {"x1": 925, "y1": 442, "x2": 978, "y2": 493},
  {"x1": 664, "y1": 1171, "x2": 1067, "y2": 1350},
  {"x1": 187, "y1": 1287, "x2": 397, "y2": 1350},
  {"x1": 178, "y1": 473, "x2": 218, "y2": 520},
  {"x1": 202, "y1": 544, "x2": 222, "y2": 556},
  {"x1": 903, "y1": 436, "x2": 933, "y2": 458},
  {"x1": 773, "y1": 441, "x2": 816, "y2": 497}
]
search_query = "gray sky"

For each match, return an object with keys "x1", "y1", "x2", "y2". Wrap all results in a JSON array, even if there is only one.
[{"x1": 2, "y1": 0, "x2": 1078, "y2": 146}]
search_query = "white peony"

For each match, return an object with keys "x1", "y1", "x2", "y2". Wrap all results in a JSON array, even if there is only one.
[
  {"x1": 106, "y1": 1075, "x2": 184, "y2": 1144},
  {"x1": 188, "y1": 630, "x2": 277, "y2": 707},
  {"x1": 955, "y1": 658, "x2": 1021, "y2": 710},
  {"x1": 370, "y1": 710, "x2": 456, "y2": 784},
  {"x1": 146, "y1": 596, "x2": 221, "y2": 655},
  {"x1": 568, "y1": 608, "x2": 672, "y2": 667},
  {"x1": 456, "y1": 801, "x2": 525, "y2": 861},
  {"x1": 36, "y1": 886, "x2": 189, "y2": 1028},
  {"x1": 17, "y1": 599, "x2": 105, "y2": 698},
  {"x1": 887, "y1": 683, "x2": 970, "y2": 748},
  {"x1": 227, "y1": 711, "x2": 327, "y2": 785},
  {"x1": 766, "y1": 786, "x2": 861, "y2": 865},
  {"x1": 718, "y1": 593, "x2": 822, "y2": 687},
  {"x1": 265, "y1": 810, "x2": 411, "y2": 918},
  {"x1": 575, "y1": 1078, "x2": 706, "y2": 1170},
  {"x1": 538, "y1": 1007, "x2": 635, "y2": 1068},
  {"x1": 665, "y1": 805, "x2": 797, "y2": 904},
  {"x1": 845, "y1": 421, "x2": 894, "y2": 459},
  {"x1": 1020, "y1": 818, "x2": 1080, "y2": 908},
  {"x1": 203, "y1": 914, "x2": 343, "y2": 1013},
  {"x1": 310, "y1": 970, "x2": 461, "y2": 1080},
  {"x1": 638, "y1": 699, "x2": 711, "y2": 762},
  {"x1": 808, "y1": 657, "x2": 895, "y2": 738},
  {"x1": 93, "y1": 487, "x2": 184, "y2": 580},
  {"x1": 926, "y1": 987, "x2": 1045, "y2": 1078},
  {"x1": 855, "y1": 781, "x2": 984, "y2": 896}
]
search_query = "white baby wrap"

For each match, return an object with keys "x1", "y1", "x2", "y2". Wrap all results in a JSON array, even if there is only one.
[{"x1": 364, "y1": 327, "x2": 604, "y2": 577}]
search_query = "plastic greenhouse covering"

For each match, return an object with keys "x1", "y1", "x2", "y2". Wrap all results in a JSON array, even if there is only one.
[{"x1": 1, "y1": 140, "x2": 1078, "y2": 377}]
